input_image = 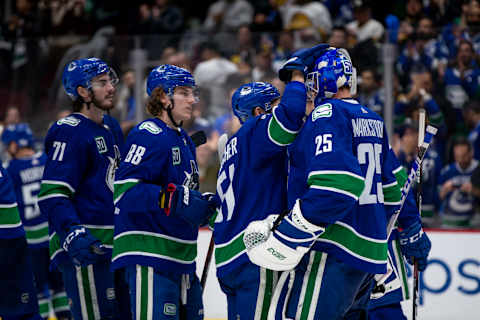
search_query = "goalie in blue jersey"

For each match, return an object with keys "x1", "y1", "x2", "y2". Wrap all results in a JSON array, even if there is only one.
[
  {"x1": 244, "y1": 47, "x2": 403, "y2": 318},
  {"x1": 213, "y1": 43, "x2": 330, "y2": 320},
  {"x1": 111, "y1": 64, "x2": 218, "y2": 319},
  {"x1": 38, "y1": 58, "x2": 126, "y2": 320}
]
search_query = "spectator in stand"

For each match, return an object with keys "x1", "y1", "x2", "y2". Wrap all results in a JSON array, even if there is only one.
[
  {"x1": 328, "y1": 26, "x2": 348, "y2": 49},
  {"x1": 251, "y1": 47, "x2": 274, "y2": 82},
  {"x1": 4, "y1": 106, "x2": 21, "y2": 126},
  {"x1": 397, "y1": 120, "x2": 443, "y2": 227},
  {"x1": 272, "y1": 30, "x2": 294, "y2": 72},
  {"x1": 193, "y1": 41, "x2": 238, "y2": 118},
  {"x1": 395, "y1": 71, "x2": 446, "y2": 133},
  {"x1": 443, "y1": 39, "x2": 480, "y2": 130},
  {"x1": 357, "y1": 68, "x2": 383, "y2": 115},
  {"x1": 229, "y1": 25, "x2": 256, "y2": 67},
  {"x1": 149, "y1": 0, "x2": 184, "y2": 35},
  {"x1": 203, "y1": 0, "x2": 253, "y2": 32},
  {"x1": 462, "y1": 0, "x2": 480, "y2": 54},
  {"x1": 466, "y1": 100, "x2": 480, "y2": 160},
  {"x1": 250, "y1": 0, "x2": 283, "y2": 33},
  {"x1": 396, "y1": 16, "x2": 450, "y2": 85},
  {"x1": 439, "y1": 137, "x2": 479, "y2": 228},
  {"x1": 49, "y1": 0, "x2": 91, "y2": 35},
  {"x1": 346, "y1": 0, "x2": 384, "y2": 44},
  {"x1": 115, "y1": 70, "x2": 136, "y2": 122}
]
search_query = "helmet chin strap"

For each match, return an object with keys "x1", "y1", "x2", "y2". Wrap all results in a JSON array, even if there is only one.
[{"x1": 165, "y1": 96, "x2": 183, "y2": 128}]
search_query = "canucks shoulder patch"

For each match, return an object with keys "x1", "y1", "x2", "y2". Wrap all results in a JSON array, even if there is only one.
[
  {"x1": 57, "y1": 116, "x2": 81, "y2": 126},
  {"x1": 312, "y1": 103, "x2": 333, "y2": 121},
  {"x1": 139, "y1": 121, "x2": 162, "y2": 134}
]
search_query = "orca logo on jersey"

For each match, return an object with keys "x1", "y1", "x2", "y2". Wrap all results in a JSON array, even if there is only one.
[
  {"x1": 57, "y1": 116, "x2": 80, "y2": 127},
  {"x1": 139, "y1": 121, "x2": 162, "y2": 134},
  {"x1": 312, "y1": 103, "x2": 332, "y2": 121}
]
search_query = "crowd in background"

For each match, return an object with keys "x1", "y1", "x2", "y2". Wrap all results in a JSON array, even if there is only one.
[{"x1": 1, "y1": 0, "x2": 480, "y2": 228}]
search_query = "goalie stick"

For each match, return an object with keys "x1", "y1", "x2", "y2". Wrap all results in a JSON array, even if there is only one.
[
  {"x1": 200, "y1": 133, "x2": 229, "y2": 293},
  {"x1": 412, "y1": 109, "x2": 426, "y2": 320}
]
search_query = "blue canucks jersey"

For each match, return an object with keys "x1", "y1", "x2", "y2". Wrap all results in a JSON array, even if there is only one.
[
  {"x1": 0, "y1": 166, "x2": 24, "y2": 239},
  {"x1": 5, "y1": 152, "x2": 47, "y2": 247},
  {"x1": 438, "y1": 160, "x2": 479, "y2": 227},
  {"x1": 38, "y1": 113, "x2": 122, "y2": 267},
  {"x1": 112, "y1": 117, "x2": 201, "y2": 275},
  {"x1": 213, "y1": 81, "x2": 307, "y2": 279},
  {"x1": 468, "y1": 121, "x2": 480, "y2": 160},
  {"x1": 288, "y1": 98, "x2": 401, "y2": 274},
  {"x1": 444, "y1": 65, "x2": 480, "y2": 123}
]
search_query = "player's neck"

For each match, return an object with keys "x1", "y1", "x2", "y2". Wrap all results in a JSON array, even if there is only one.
[
  {"x1": 333, "y1": 88, "x2": 351, "y2": 99},
  {"x1": 79, "y1": 104, "x2": 104, "y2": 125},
  {"x1": 158, "y1": 113, "x2": 180, "y2": 130}
]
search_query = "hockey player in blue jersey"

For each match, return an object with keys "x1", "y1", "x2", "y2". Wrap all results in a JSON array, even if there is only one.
[
  {"x1": 111, "y1": 64, "x2": 217, "y2": 320},
  {"x1": 2, "y1": 123, "x2": 70, "y2": 320},
  {"x1": 369, "y1": 149, "x2": 431, "y2": 320},
  {"x1": 37, "y1": 57, "x2": 125, "y2": 320},
  {"x1": 0, "y1": 165, "x2": 41, "y2": 320},
  {"x1": 214, "y1": 43, "x2": 330, "y2": 320},
  {"x1": 244, "y1": 48, "x2": 403, "y2": 319}
]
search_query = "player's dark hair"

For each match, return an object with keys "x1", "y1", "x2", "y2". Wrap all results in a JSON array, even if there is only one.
[{"x1": 147, "y1": 86, "x2": 167, "y2": 117}]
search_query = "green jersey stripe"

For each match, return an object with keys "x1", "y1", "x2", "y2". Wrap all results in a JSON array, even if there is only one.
[
  {"x1": 268, "y1": 113, "x2": 297, "y2": 146},
  {"x1": 308, "y1": 172, "x2": 365, "y2": 199},
  {"x1": 318, "y1": 222, "x2": 387, "y2": 262},
  {"x1": 114, "y1": 179, "x2": 139, "y2": 204},
  {"x1": 215, "y1": 232, "x2": 246, "y2": 266},
  {"x1": 0, "y1": 205, "x2": 21, "y2": 226},
  {"x1": 112, "y1": 232, "x2": 197, "y2": 263},
  {"x1": 38, "y1": 182, "x2": 74, "y2": 199}
]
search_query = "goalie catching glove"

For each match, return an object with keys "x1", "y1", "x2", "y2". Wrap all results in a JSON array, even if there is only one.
[
  {"x1": 159, "y1": 183, "x2": 219, "y2": 227},
  {"x1": 399, "y1": 221, "x2": 431, "y2": 271},
  {"x1": 62, "y1": 225, "x2": 106, "y2": 266},
  {"x1": 243, "y1": 200, "x2": 325, "y2": 271}
]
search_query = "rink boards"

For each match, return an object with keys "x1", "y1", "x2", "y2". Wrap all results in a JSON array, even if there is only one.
[{"x1": 196, "y1": 229, "x2": 480, "y2": 320}]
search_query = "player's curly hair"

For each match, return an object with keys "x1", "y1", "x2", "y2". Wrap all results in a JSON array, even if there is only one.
[{"x1": 146, "y1": 86, "x2": 167, "y2": 116}]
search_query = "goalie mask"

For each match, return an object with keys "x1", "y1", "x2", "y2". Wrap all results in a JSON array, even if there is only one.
[
  {"x1": 62, "y1": 58, "x2": 119, "y2": 101},
  {"x1": 232, "y1": 82, "x2": 280, "y2": 124},
  {"x1": 306, "y1": 48, "x2": 357, "y2": 103}
]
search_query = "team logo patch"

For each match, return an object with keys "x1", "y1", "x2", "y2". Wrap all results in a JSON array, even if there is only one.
[
  {"x1": 139, "y1": 121, "x2": 162, "y2": 134},
  {"x1": 106, "y1": 288, "x2": 115, "y2": 300},
  {"x1": 172, "y1": 147, "x2": 181, "y2": 165},
  {"x1": 312, "y1": 103, "x2": 333, "y2": 121},
  {"x1": 95, "y1": 136, "x2": 108, "y2": 153},
  {"x1": 240, "y1": 86, "x2": 252, "y2": 95},
  {"x1": 57, "y1": 116, "x2": 80, "y2": 127},
  {"x1": 164, "y1": 303, "x2": 176, "y2": 316},
  {"x1": 21, "y1": 293, "x2": 30, "y2": 304}
]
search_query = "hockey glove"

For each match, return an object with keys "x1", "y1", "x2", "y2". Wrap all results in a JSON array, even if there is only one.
[
  {"x1": 243, "y1": 200, "x2": 325, "y2": 271},
  {"x1": 159, "y1": 183, "x2": 217, "y2": 227},
  {"x1": 62, "y1": 226, "x2": 105, "y2": 266},
  {"x1": 399, "y1": 221, "x2": 431, "y2": 271},
  {"x1": 279, "y1": 43, "x2": 330, "y2": 82}
]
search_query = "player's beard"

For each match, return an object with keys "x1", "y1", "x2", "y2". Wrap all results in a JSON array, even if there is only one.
[{"x1": 92, "y1": 93, "x2": 114, "y2": 111}]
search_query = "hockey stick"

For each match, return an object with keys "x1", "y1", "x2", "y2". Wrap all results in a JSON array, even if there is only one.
[
  {"x1": 386, "y1": 123, "x2": 437, "y2": 239},
  {"x1": 412, "y1": 109, "x2": 426, "y2": 320},
  {"x1": 200, "y1": 133, "x2": 229, "y2": 293}
]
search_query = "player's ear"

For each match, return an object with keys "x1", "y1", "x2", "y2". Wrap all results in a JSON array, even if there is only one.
[
  {"x1": 77, "y1": 86, "x2": 91, "y2": 102},
  {"x1": 252, "y1": 107, "x2": 265, "y2": 117}
]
